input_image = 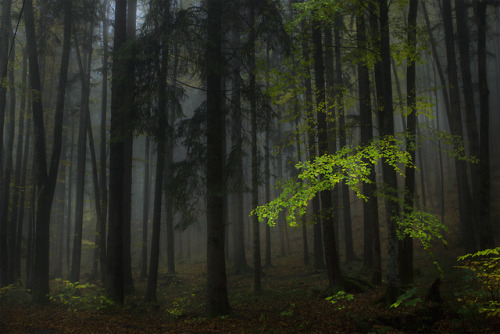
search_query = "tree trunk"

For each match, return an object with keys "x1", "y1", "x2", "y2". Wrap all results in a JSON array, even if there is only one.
[
  {"x1": 122, "y1": 0, "x2": 138, "y2": 294},
  {"x1": 140, "y1": 137, "x2": 150, "y2": 278},
  {"x1": 99, "y1": 0, "x2": 109, "y2": 282},
  {"x1": 206, "y1": 0, "x2": 230, "y2": 316},
  {"x1": 0, "y1": 0, "x2": 12, "y2": 288},
  {"x1": 312, "y1": 21, "x2": 343, "y2": 289},
  {"x1": 334, "y1": 15, "x2": 356, "y2": 262},
  {"x1": 230, "y1": 4, "x2": 249, "y2": 272},
  {"x1": 377, "y1": 0, "x2": 400, "y2": 304},
  {"x1": 400, "y1": 0, "x2": 418, "y2": 288},
  {"x1": 25, "y1": 0, "x2": 71, "y2": 302},
  {"x1": 71, "y1": 22, "x2": 93, "y2": 283},
  {"x1": 248, "y1": 0, "x2": 262, "y2": 294},
  {"x1": 441, "y1": 0, "x2": 477, "y2": 253},
  {"x1": 106, "y1": 0, "x2": 128, "y2": 304},
  {"x1": 356, "y1": 8, "x2": 381, "y2": 284},
  {"x1": 302, "y1": 23, "x2": 324, "y2": 270},
  {"x1": 476, "y1": 0, "x2": 495, "y2": 249}
]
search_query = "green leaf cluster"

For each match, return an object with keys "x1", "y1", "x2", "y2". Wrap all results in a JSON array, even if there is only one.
[
  {"x1": 390, "y1": 287, "x2": 421, "y2": 309},
  {"x1": 325, "y1": 291, "x2": 354, "y2": 310},
  {"x1": 456, "y1": 248, "x2": 500, "y2": 318},
  {"x1": 252, "y1": 136, "x2": 412, "y2": 227},
  {"x1": 50, "y1": 279, "x2": 115, "y2": 312}
]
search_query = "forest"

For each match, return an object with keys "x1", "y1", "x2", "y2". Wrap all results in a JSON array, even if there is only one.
[{"x1": 0, "y1": 0, "x2": 500, "y2": 332}]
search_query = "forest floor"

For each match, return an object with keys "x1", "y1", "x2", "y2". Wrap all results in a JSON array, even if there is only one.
[{"x1": 1, "y1": 245, "x2": 500, "y2": 334}]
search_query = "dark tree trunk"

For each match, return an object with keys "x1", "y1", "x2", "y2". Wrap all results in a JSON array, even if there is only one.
[
  {"x1": 312, "y1": 21, "x2": 343, "y2": 289},
  {"x1": 248, "y1": 0, "x2": 262, "y2": 294},
  {"x1": 356, "y1": 9, "x2": 381, "y2": 284},
  {"x1": 0, "y1": 0, "x2": 12, "y2": 288},
  {"x1": 140, "y1": 138, "x2": 150, "y2": 278},
  {"x1": 144, "y1": 124, "x2": 166, "y2": 303},
  {"x1": 456, "y1": 0, "x2": 481, "y2": 213},
  {"x1": 71, "y1": 22, "x2": 93, "y2": 283},
  {"x1": 441, "y1": 0, "x2": 477, "y2": 253},
  {"x1": 11, "y1": 48, "x2": 28, "y2": 281},
  {"x1": 476, "y1": 0, "x2": 495, "y2": 249},
  {"x1": 206, "y1": 0, "x2": 230, "y2": 316},
  {"x1": 122, "y1": 0, "x2": 138, "y2": 294},
  {"x1": 377, "y1": 0, "x2": 400, "y2": 304},
  {"x1": 334, "y1": 15, "x2": 356, "y2": 262},
  {"x1": 302, "y1": 23, "x2": 324, "y2": 270},
  {"x1": 99, "y1": 0, "x2": 109, "y2": 282},
  {"x1": 106, "y1": 0, "x2": 128, "y2": 304},
  {"x1": 230, "y1": 4, "x2": 249, "y2": 272},
  {"x1": 4, "y1": 29, "x2": 16, "y2": 285},
  {"x1": 400, "y1": 0, "x2": 418, "y2": 288}
]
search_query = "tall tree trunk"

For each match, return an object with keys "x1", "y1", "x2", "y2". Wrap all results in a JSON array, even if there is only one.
[
  {"x1": 302, "y1": 23, "x2": 324, "y2": 270},
  {"x1": 206, "y1": 0, "x2": 230, "y2": 316},
  {"x1": 4, "y1": 29, "x2": 16, "y2": 285},
  {"x1": 71, "y1": 22, "x2": 93, "y2": 283},
  {"x1": 144, "y1": 117, "x2": 166, "y2": 303},
  {"x1": 312, "y1": 21, "x2": 343, "y2": 289},
  {"x1": 377, "y1": 0, "x2": 400, "y2": 304},
  {"x1": 249, "y1": 0, "x2": 262, "y2": 294},
  {"x1": 0, "y1": 0, "x2": 12, "y2": 288},
  {"x1": 476, "y1": 0, "x2": 495, "y2": 249},
  {"x1": 11, "y1": 48, "x2": 28, "y2": 281},
  {"x1": 441, "y1": 0, "x2": 477, "y2": 253},
  {"x1": 106, "y1": 0, "x2": 128, "y2": 304},
  {"x1": 99, "y1": 0, "x2": 109, "y2": 282},
  {"x1": 334, "y1": 15, "x2": 356, "y2": 262},
  {"x1": 230, "y1": 3, "x2": 248, "y2": 272},
  {"x1": 400, "y1": 0, "x2": 418, "y2": 288},
  {"x1": 25, "y1": 0, "x2": 72, "y2": 303},
  {"x1": 140, "y1": 137, "x2": 150, "y2": 278},
  {"x1": 122, "y1": 0, "x2": 138, "y2": 294},
  {"x1": 356, "y1": 9, "x2": 381, "y2": 284},
  {"x1": 455, "y1": 0, "x2": 481, "y2": 213}
]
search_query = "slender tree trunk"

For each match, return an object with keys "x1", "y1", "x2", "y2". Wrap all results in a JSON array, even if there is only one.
[
  {"x1": 230, "y1": 7, "x2": 248, "y2": 272},
  {"x1": 71, "y1": 23, "x2": 93, "y2": 283},
  {"x1": 206, "y1": 0, "x2": 230, "y2": 316},
  {"x1": 334, "y1": 15, "x2": 356, "y2": 262},
  {"x1": 106, "y1": 0, "x2": 128, "y2": 304},
  {"x1": 456, "y1": 0, "x2": 481, "y2": 213},
  {"x1": 313, "y1": 21, "x2": 343, "y2": 289},
  {"x1": 122, "y1": 0, "x2": 138, "y2": 294},
  {"x1": 377, "y1": 0, "x2": 400, "y2": 304},
  {"x1": 442, "y1": 0, "x2": 477, "y2": 253},
  {"x1": 357, "y1": 9, "x2": 381, "y2": 284},
  {"x1": 140, "y1": 137, "x2": 150, "y2": 278},
  {"x1": 99, "y1": 0, "x2": 109, "y2": 282},
  {"x1": 248, "y1": 0, "x2": 262, "y2": 294},
  {"x1": 400, "y1": 0, "x2": 418, "y2": 288},
  {"x1": 25, "y1": 0, "x2": 71, "y2": 302},
  {"x1": 144, "y1": 120, "x2": 166, "y2": 303},
  {"x1": 302, "y1": 23, "x2": 324, "y2": 270},
  {"x1": 476, "y1": 0, "x2": 495, "y2": 249},
  {"x1": 0, "y1": 0, "x2": 12, "y2": 288}
]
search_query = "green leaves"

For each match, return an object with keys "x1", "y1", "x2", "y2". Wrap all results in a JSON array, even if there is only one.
[{"x1": 252, "y1": 136, "x2": 413, "y2": 227}]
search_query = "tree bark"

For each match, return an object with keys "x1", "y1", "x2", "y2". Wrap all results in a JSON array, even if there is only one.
[
  {"x1": 400, "y1": 0, "x2": 418, "y2": 288},
  {"x1": 105, "y1": 0, "x2": 128, "y2": 304},
  {"x1": 312, "y1": 21, "x2": 343, "y2": 289},
  {"x1": 475, "y1": 0, "x2": 495, "y2": 249},
  {"x1": 206, "y1": 0, "x2": 230, "y2": 316}
]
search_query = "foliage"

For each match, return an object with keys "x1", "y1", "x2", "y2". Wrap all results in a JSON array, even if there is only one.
[
  {"x1": 0, "y1": 284, "x2": 31, "y2": 305},
  {"x1": 456, "y1": 248, "x2": 500, "y2": 318},
  {"x1": 326, "y1": 291, "x2": 354, "y2": 310},
  {"x1": 280, "y1": 302, "x2": 295, "y2": 316},
  {"x1": 50, "y1": 279, "x2": 115, "y2": 312},
  {"x1": 390, "y1": 287, "x2": 421, "y2": 309},
  {"x1": 252, "y1": 135, "x2": 413, "y2": 227}
]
